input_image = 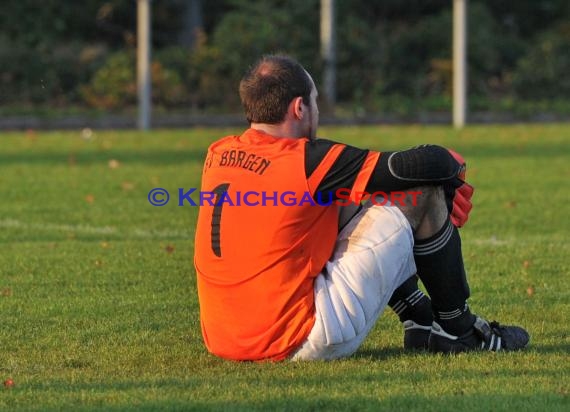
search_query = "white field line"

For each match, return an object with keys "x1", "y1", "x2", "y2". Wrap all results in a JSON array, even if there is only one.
[
  {"x1": 470, "y1": 237, "x2": 510, "y2": 246},
  {"x1": 0, "y1": 218, "x2": 189, "y2": 239},
  {"x1": 0, "y1": 218, "x2": 566, "y2": 245}
]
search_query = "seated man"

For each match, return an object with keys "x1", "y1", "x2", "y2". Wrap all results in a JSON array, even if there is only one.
[{"x1": 194, "y1": 54, "x2": 529, "y2": 361}]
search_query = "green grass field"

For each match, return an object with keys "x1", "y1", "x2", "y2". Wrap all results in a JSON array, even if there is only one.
[{"x1": 1, "y1": 124, "x2": 568, "y2": 411}]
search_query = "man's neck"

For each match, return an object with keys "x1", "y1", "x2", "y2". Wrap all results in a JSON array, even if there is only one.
[{"x1": 250, "y1": 122, "x2": 302, "y2": 139}]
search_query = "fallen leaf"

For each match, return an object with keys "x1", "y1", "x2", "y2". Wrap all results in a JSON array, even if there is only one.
[
  {"x1": 1, "y1": 288, "x2": 12, "y2": 297},
  {"x1": 81, "y1": 128, "x2": 94, "y2": 140},
  {"x1": 523, "y1": 260, "x2": 531, "y2": 269},
  {"x1": 165, "y1": 244, "x2": 175, "y2": 254},
  {"x1": 121, "y1": 181, "x2": 135, "y2": 191},
  {"x1": 505, "y1": 200, "x2": 517, "y2": 209},
  {"x1": 85, "y1": 194, "x2": 95, "y2": 203},
  {"x1": 108, "y1": 159, "x2": 120, "y2": 169},
  {"x1": 526, "y1": 286, "x2": 534, "y2": 296},
  {"x1": 100, "y1": 242, "x2": 109, "y2": 249},
  {"x1": 25, "y1": 129, "x2": 37, "y2": 141}
]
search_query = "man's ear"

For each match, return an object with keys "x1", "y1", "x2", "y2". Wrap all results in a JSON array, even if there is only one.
[{"x1": 291, "y1": 96, "x2": 304, "y2": 120}]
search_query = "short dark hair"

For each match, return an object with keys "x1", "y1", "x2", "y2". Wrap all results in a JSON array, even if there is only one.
[{"x1": 239, "y1": 55, "x2": 312, "y2": 124}]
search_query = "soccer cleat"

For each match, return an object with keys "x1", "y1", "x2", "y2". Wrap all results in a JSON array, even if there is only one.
[
  {"x1": 428, "y1": 316, "x2": 530, "y2": 353},
  {"x1": 403, "y1": 320, "x2": 431, "y2": 350}
]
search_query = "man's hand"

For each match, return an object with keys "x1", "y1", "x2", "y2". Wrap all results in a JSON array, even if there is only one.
[{"x1": 447, "y1": 149, "x2": 474, "y2": 228}]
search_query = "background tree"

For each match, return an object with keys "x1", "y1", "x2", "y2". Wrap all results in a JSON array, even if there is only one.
[{"x1": 1, "y1": 0, "x2": 568, "y2": 114}]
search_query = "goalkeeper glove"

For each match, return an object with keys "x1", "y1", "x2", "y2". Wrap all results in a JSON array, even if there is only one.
[{"x1": 446, "y1": 149, "x2": 474, "y2": 228}]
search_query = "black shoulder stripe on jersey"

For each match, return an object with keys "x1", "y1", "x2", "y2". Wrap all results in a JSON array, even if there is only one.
[
  {"x1": 316, "y1": 145, "x2": 369, "y2": 196},
  {"x1": 304, "y1": 138, "x2": 337, "y2": 179},
  {"x1": 308, "y1": 143, "x2": 370, "y2": 198}
]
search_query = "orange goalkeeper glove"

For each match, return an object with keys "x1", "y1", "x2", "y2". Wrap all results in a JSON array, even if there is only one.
[{"x1": 447, "y1": 149, "x2": 474, "y2": 228}]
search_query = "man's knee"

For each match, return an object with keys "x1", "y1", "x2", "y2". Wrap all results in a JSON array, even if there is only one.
[
  {"x1": 415, "y1": 186, "x2": 445, "y2": 208},
  {"x1": 395, "y1": 186, "x2": 447, "y2": 233}
]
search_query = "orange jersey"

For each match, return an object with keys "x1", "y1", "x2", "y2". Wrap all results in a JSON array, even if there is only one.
[{"x1": 194, "y1": 128, "x2": 380, "y2": 361}]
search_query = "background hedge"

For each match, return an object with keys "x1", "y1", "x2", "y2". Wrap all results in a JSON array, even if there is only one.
[{"x1": 1, "y1": 0, "x2": 569, "y2": 115}]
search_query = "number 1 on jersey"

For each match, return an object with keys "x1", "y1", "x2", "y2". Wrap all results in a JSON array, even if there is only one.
[{"x1": 211, "y1": 183, "x2": 230, "y2": 257}]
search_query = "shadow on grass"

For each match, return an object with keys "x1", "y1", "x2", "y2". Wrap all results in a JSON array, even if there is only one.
[
  {"x1": 529, "y1": 343, "x2": 570, "y2": 353},
  {"x1": 357, "y1": 343, "x2": 570, "y2": 357},
  {"x1": 353, "y1": 346, "x2": 407, "y2": 360},
  {"x1": 14, "y1": 380, "x2": 567, "y2": 412},
  {"x1": 184, "y1": 394, "x2": 567, "y2": 412},
  {"x1": 0, "y1": 148, "x2": 207, "y2": 166}
]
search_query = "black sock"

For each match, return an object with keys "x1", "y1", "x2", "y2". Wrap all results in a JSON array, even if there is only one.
[
  {"x1": 435, "y1": 304, "x2": 475, "y2": 336},
  {"x1": 413, "y1": 217, "x2": 475, "y2": 335},
  {"x1": 389, "y1": 275, "x2": 433, "y2": 326}
]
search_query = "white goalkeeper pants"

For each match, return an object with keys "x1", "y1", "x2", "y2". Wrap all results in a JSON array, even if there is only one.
[{"x1": 291, "y1": 201, "x2": 416, "y2": 360}]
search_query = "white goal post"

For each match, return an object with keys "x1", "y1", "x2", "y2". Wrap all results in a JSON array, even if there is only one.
[{"x1": 453, "y1": 0, "x2": 468, "y2": 128}]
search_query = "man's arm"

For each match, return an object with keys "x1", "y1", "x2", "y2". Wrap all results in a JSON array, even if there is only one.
[
  {"x1": 306, "y1": 140, "x2": 473, "y2": 227},
  {"x1": 365, "y1": 145, "x2": 462, "y2": 193},
  {"x1": 306, "y1": 139, "x2": 462, "y2": 196}
]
